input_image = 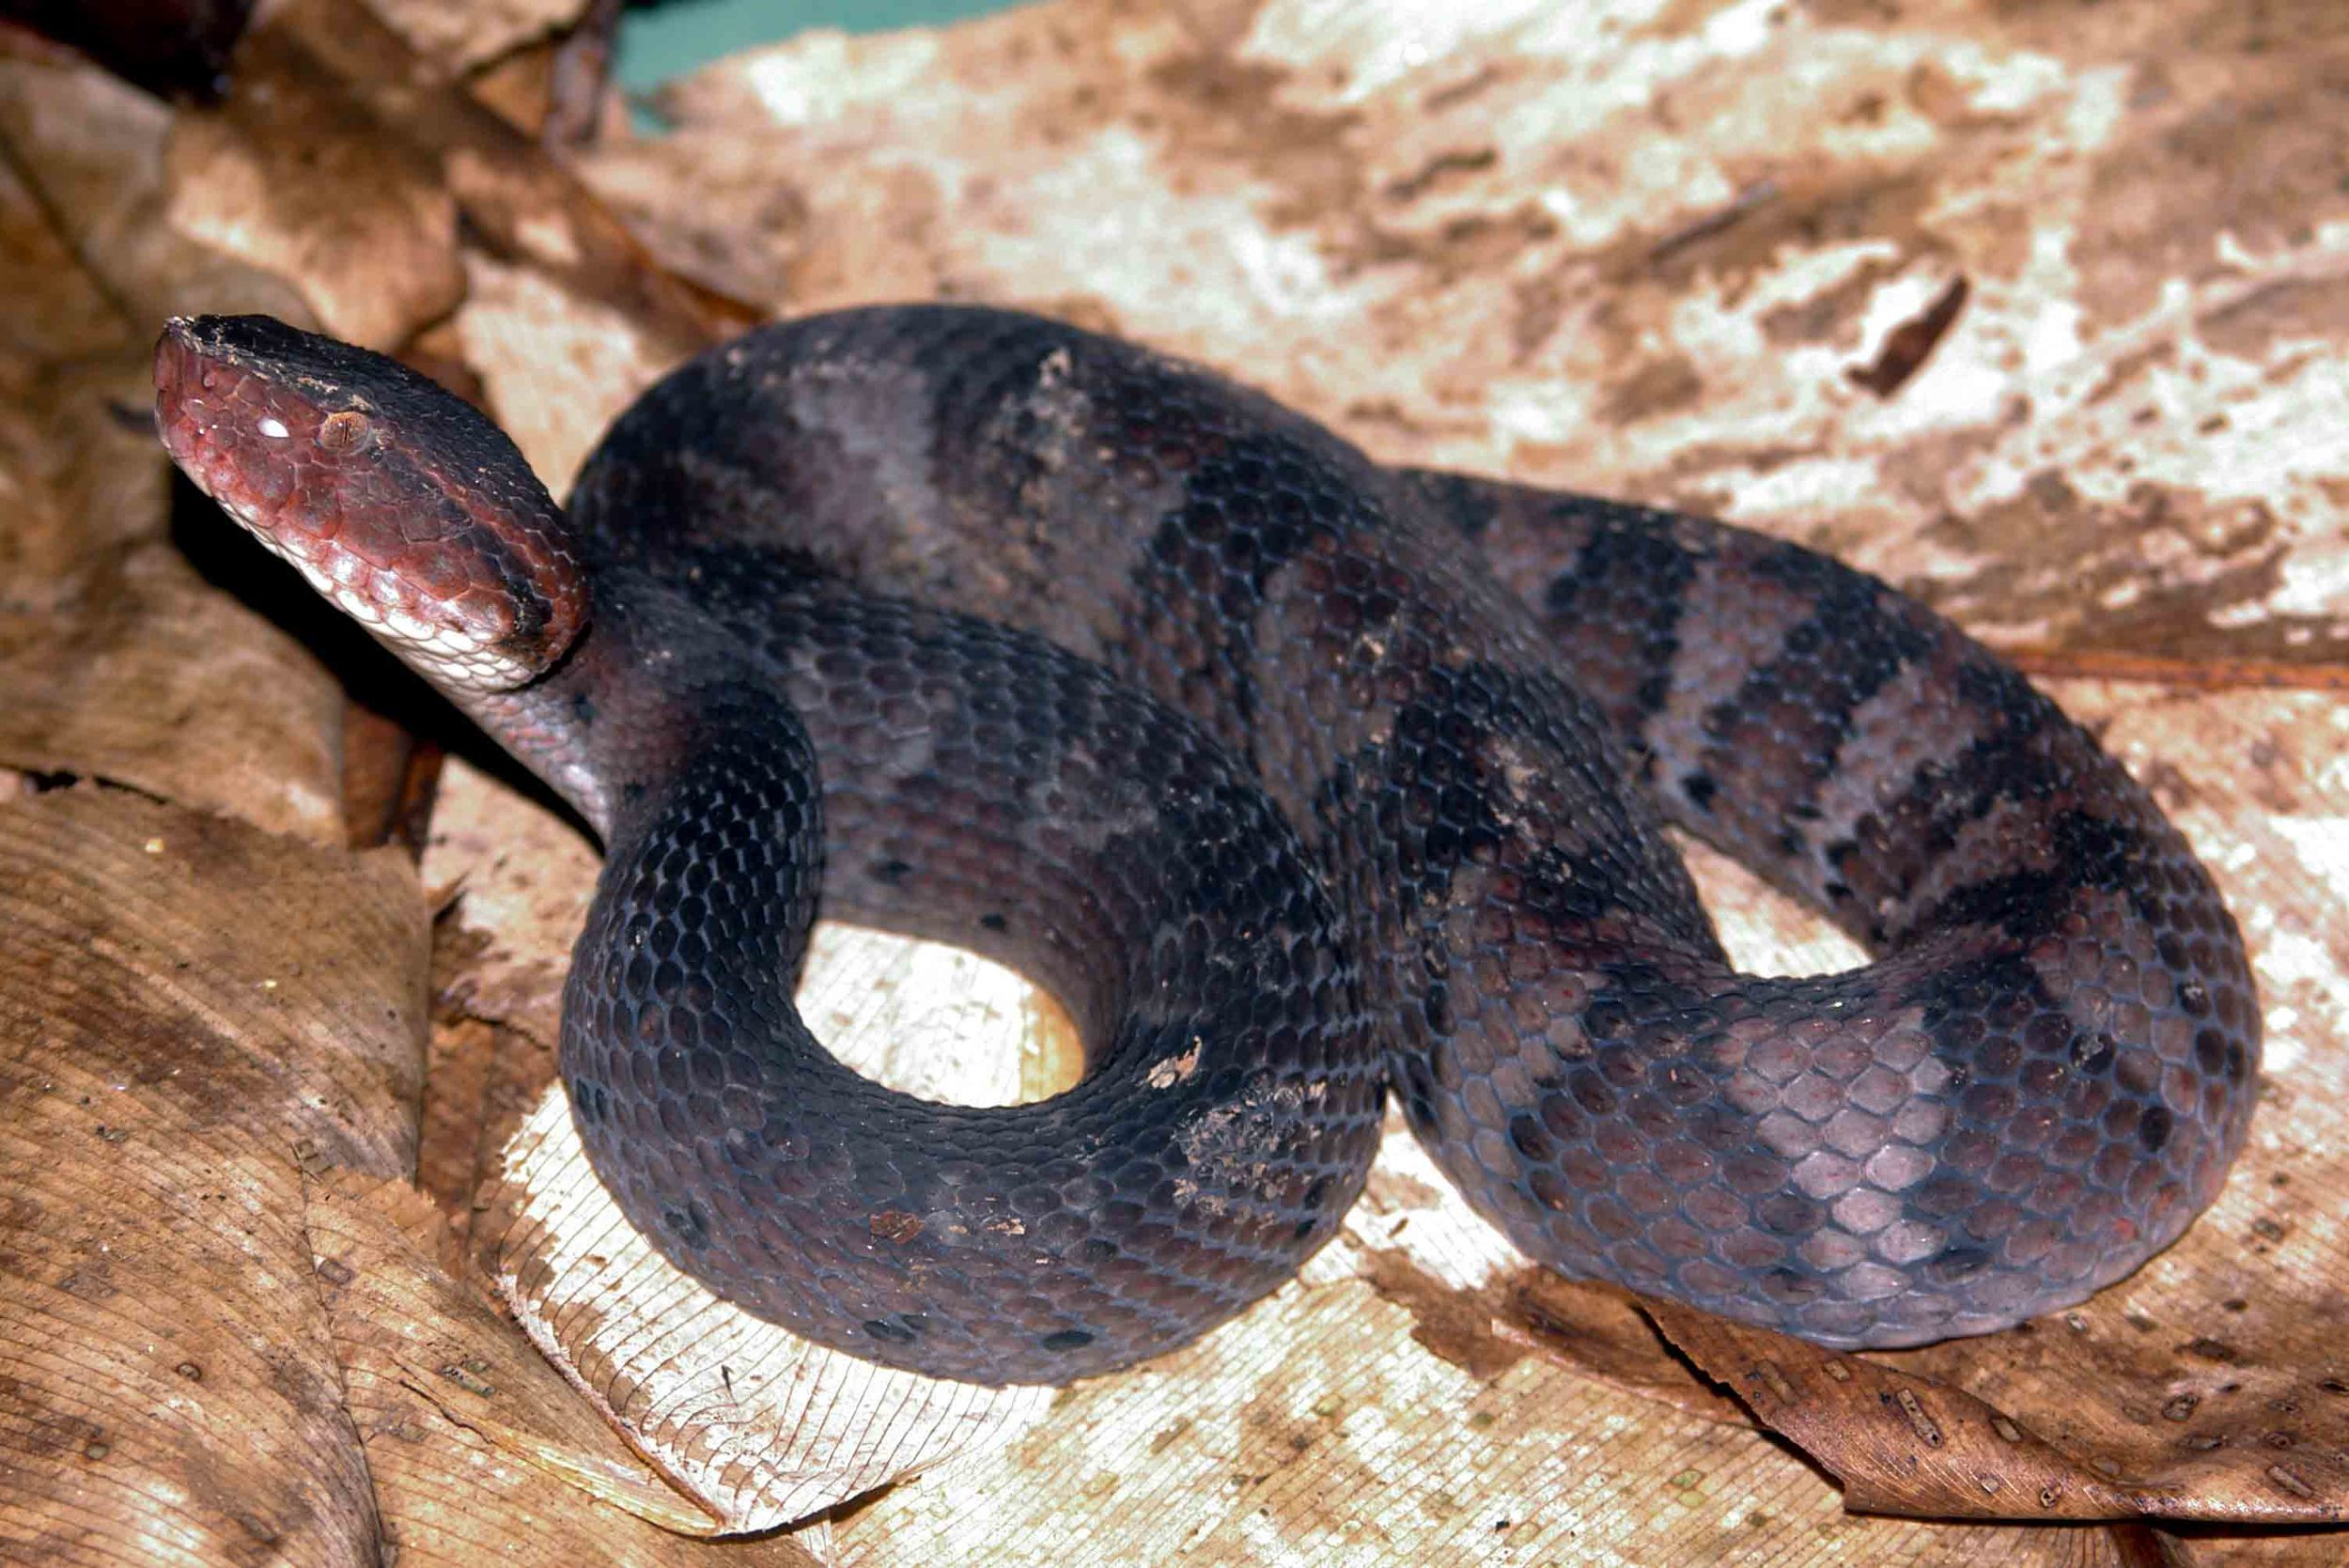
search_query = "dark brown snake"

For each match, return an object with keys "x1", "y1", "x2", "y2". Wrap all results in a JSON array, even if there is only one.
[{"x1": 154, "y1": 306, "x2": 2259, "y2": 1387}]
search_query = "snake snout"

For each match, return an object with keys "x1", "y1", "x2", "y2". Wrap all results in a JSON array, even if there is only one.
[{"x1": 155, "y1": 315, "x2": 592, "y2": 696}]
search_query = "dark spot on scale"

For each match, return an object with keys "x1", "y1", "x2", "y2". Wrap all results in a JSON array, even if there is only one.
[
  {"x1": 1681, "y1": 771, "x2": 1718, "y2": 812},
  {"x1": 570, "y1": 691, "x2": 597, "y2": 724},
  {"x1": 572, "y1": 1079, "x2": 611, "y2": 1124},
  {"x1": 1080, "y1": 1238, "x2": 1119, "y2": 1264},
  {"x1": 871, "y1": 857, "x2": 914, "y2": 885},
  {"x1": 2194, "y1": 1028, "x2": 2228, "y2": 1075},
  {"x1": 1928, "y1": 1245, "x2": 1991, "y2": 1282},
  {"x1": 2073, "y1": 1032, "x2": 2117, "y2": 1075},
  {"x1": 2139, "y1": 1105, "x2": 2175, "y2": 1153},
  {"x1": 1395, "y1": 1053, "x2": 1439, "y2": 1132},
  {"x1": 980, "y1": 911, "x2": 1008, "y2": 933},
  {"x1": 1040, "y1": 1328, "x2": 1095, "y2": 1353},
  {"x1": 863, "y1": 1317, "x2": 918, "y2": 1344},
  {"x1": 621, "y1": 781, "x2": 646, "y2": 807},
  {"x1": 661, "y1": 1199, "x2": 711, "y2": 1250},
  {"x1": 1759, "y1": 1267, "x2": 1826, "y2": 1304}
]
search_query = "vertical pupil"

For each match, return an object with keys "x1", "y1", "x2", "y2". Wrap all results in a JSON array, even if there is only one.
[{"x1": 319, "y1": 411, "x2": 369, "y2": 452}]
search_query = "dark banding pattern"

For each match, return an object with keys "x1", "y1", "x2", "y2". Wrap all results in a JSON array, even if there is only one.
[{"x1": 159, "y1": 305, "x2": 2260, "y2": 1387}]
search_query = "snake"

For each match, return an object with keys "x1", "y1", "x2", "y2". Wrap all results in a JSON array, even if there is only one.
[{"x1": 154, "y1": 305, "x2": 2259, "y2": 1387}]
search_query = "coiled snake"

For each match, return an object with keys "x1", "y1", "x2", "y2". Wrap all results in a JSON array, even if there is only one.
[{"x1": 155, "y1": 306, "x2": 2258, "y2": 1386}]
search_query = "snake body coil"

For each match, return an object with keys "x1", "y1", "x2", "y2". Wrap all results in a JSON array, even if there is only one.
[{"x1": 156, "y1": 306, "x2": 2258, "y2": 1386}]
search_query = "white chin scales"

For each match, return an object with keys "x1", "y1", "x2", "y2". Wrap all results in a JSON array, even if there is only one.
[{"x1": 247, "y1": 520, "x2": 535, "y2": 695}]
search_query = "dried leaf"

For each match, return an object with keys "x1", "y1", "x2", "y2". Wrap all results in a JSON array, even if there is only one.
[
  {"x1": 0, "y1": 334, "x2": 345, "y2": 839},
  {"x1": 1656, "y1": 1306, "x2": 2151, "y2": 1521},
  {"x1": 593, "y1": 0, "x2": 2349, "y2": 678},
  {"x1": 0, "y1": 788, "x2": 427, "y2": 1560},
  {"x1": 0, "y1": 132, "x2": 127, "y2": 362},
  {"x1": 0, "y1": 532, "x2": 350, "y2": 841},
  {"x1": 455, "y1": 252, "x2": 677, "y2": 494},
  {"x1": 0, "y1": 49, "x2": 350, "y2": 834},
  {"x1": 261, "y1": 0, "x2": 751, "y2": 359},
  {"x1": 489, "y1": 1089, "x2": 1055, "y2": 1533},
  {"x1": 0, "y1": 53, "x2": 309, "y2": 334},
  {"x1": 163, "y1": 27, "x2": 465, "y2": 348}
]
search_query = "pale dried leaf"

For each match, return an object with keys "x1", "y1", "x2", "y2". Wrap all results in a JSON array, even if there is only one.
[
  {"x1": 490, "y1": 1090, "x2": 1055, "y2": 1533},
  {"x1": 304, "y1": 1170, "x2": 824, "y2": 1562},
  {"x1": 588, "y1": 0, "x2": 2349, "y2": 674},
  {"x1": 369, "y1": 0, "x2": 591, "y2": 74},
  {"x1": 456, "y1": 252, "x2": 678, "y2": 495}
]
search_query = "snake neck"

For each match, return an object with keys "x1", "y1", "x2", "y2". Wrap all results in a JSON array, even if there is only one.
[{"x1": 452, "y1": 613, "x2": 636, "y2": 840}]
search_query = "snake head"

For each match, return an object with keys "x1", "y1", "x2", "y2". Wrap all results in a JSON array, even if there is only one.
[{"x1": 155, "y1": 315, "x2": 588, "y2": 695}]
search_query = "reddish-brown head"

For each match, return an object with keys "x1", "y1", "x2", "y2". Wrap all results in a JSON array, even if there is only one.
[{"x1": 155, "y1": 316, "x2": 588, "y2": 694}]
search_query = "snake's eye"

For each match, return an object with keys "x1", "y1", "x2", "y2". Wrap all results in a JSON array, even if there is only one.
[{"x1": 318, "y1": 410, "x2": 372, "y2": 454}]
